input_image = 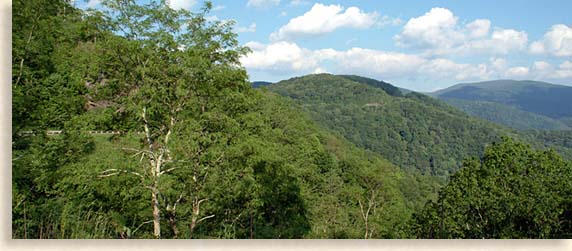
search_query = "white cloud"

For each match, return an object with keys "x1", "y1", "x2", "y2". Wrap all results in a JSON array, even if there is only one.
[
  {"x1": 505, "y1": 66, "x2": 530, "y2": 78},
  {"x1": 247, "y1": 0, "x2": 280, "y2": 8},
  {"x1": 560, "y1": 60, "x2": 572, "y2": 70},
  {"x1": 290, "y1": 0, "x2": 309, "y2": 6},
  {"x1": 532, "y1": 61, "x2": 552, "y2": 71},
  {"x1": 505, "y1": 60, "x2": 572, "y2": 81},
  {"x1": 241, "y1": 40, "x2": 572, "y2": 90},
  {"x1": 237, "y1": 23, "x2": 257, "y2": 33},
  {"x1": 420, "y1": 59, "x2": 489, "y2": 81},
  {"x1": 454, "y1": 29, "x2": 528, "y2": 55},
  {"x1": 86, "y1": 0, "x2": 101, "y2": 8},
  {"x1": 270, "y1": 3, "x2": 379, "y2": 41},
  {"x1": 395, "y1": 7, "x2": 528, "y2": 56},
  {"x1": 554, "y1": 61, "x2": 572, "y2": 79},
  {"x1": 240, "y1": 41, "x2": 318, "y2": 73},
  {"x1": 317, "y1": 48, "x2": 426, "y2": 78},
  {"x1": 395, "y1": 8, "x2": 462, "y2": 49},
  {"x1": 345, "y1": 38, "x2": 358, "y2": 45},
  {"x1": 529, "y1": 24, "x2": 572, "y2": 56},
  {"x1": 167, "y1": 0, "x2": 196, "y2": 10},
  {"x1": 205, "y1": 15, "x2": 219, "y2": 22},
  {"x1": 212, "y1": 5, "x2": 226, "y2": 11},
  {"x1": 241, "y1": 41, "x2": 488, "y2": 82},
  {"x1": 313, "y1": 67, "x2": 328, "y2": 74},
  {"x1": 489, "y1": 57, "x2": 507, "y2": 71},
  {"x1": 466, "y1": 19, "x2": 490, "y2": 38},
  {"x1": 378, "y1": 15, "x2": 402, "y2": 27}
]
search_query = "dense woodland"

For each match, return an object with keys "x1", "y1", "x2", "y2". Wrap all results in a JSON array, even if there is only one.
[
  {"x1": 268, "y1": 74, "x2": 511, "y2": 178},
  {"x1": 432, "y1": 80, "x2": 572, "y2": 131},
  {"x1": 12, "y1": 0, "x2": 572, "y2": 239}
]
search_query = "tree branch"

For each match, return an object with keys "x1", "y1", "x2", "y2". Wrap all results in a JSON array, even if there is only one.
[
  {"x1": 159, "y1": 166, "x2": 178, "y2": 176},
  {"x1": 132, "y1": 220, "x2": 154, "y2": 235},
  {"x1": 99, "y1": 168, "x2": 144, "y2": 180},
  {"x1": 196, "y1": 214, "x2": 215, "y2": 224}
]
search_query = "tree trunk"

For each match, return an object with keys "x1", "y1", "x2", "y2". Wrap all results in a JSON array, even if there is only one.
[
  {"x1": 151, "y1": 185, "x2": 161, "y2": 238},
  {"x1": 168, "y1": 216, "x2": 178, "y2": 238}
]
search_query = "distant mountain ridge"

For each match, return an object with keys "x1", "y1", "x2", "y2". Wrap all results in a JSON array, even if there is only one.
[
  {"x1": 431, "y1": 80, "x2": 572, "y2": 130},
  {"x1": 251, "y1": 81, "x2": 273, "y2": 88}
]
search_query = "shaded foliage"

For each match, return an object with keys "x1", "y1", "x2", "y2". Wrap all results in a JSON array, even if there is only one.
[
  {"x1": 410, "y1": 138, "x2": 572, "y2": 238},
  {"x1": 268, "y1": 74, "x2": 510, "y2": 178}
]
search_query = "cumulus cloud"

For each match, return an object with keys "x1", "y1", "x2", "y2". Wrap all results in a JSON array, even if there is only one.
[
  {"x1": 395, "y1": 8, "x2": 462, "y2": 49},
  {"x1": 241, "y1": 41, "x2": 490, "y2": 82},
  {"x1": 529, "y1": 24, "x2": 572, "y2": 56},
  {"x1": 454, "y1": 29, "x2": 528, "y2": 55},
  {"x1": 378, "y1": 15, "x2": 403, "y2": 27},
  {"x1": 554, "y1": 61, "x2": 572, "y2": 79},
  {"x1": 167, "y1": 0, "x2": 196, "y2": 10},
  {"x1": 270, "y1": 3, "x2": 379, "y2": 41},
  {"x1": 316, "y1": 48, "x2": 426, "y2": 78},
  {"x1": 505, "y1": 66, "x2": 530, "y2": 78},
  {"x1": 240, "y1": 41, "x2": 318, "y2": 73},
  {"x1": 247, "y1": 0, "x2": 280, "y2": 9},
  {"x1": 466, "y1": 19, "x2": 491, "y2": 38},
  {"x1": 212, "y1": 5, "x2": 226, "y2": 11},
  {"x1": 505, "y1": 60, "x2": 572, "y2": 81},
  {"x1": 241, "y1": 39, "x2": 572, "y2": 90},
  {"x1": 290, "y1": 0, "x2": 309, "y2": 6},
  {"x1": 86, "y1": 0, "x2": 101, "y2": 8},
  {"x1": 489, "y1": 57, "x2": 508, "y2": 71},
  {"x1": 419, "y1": 59, "x2": 489, "y2": 81},
  {"x1": 395, "y1": 7, "x2": 528, "y2": 56},
  {"x1": 237, "y1": 23, "x2": 257, "y2": 33}
]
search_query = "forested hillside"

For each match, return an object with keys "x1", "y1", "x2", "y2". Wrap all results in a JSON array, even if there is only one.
[
  {"x1": 11, "y1": 0, "x2": 572, "y2": 239},
  {"x1": 432, "y1": 80, "x2": 572, "y2": 130},
  {"x1": 442, "y1": 99, "x2": 571, "y2": 130},
  {"x1": 267, "y1": 74, "x2": 512, "y2": 178},
  {"x1": 411, "y1": 138, "x2": 572, "y2": 238},
  {"x1": 12, "y1": 0, "x2": 441, "y2": 239}
]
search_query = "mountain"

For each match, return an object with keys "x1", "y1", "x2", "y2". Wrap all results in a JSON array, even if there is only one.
[
  {"x1": 443, "y1": 98, "x2": 571, "y2": 130},
  {"x1": 431, "y1": 80, "x2": 572, "y2": 130},
  {"x1": 251, "y1": 81, "x2": 273, "y2": 88},
  {"x1": 338, "y1": 75, "x2": 403, "y2": 97},
  {"x1": 267, "y1": 74, "x2": 513, "y2": 178}
]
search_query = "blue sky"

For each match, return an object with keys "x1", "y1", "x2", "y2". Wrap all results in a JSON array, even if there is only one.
[{"x1": 77, "y1": 0, "x2": 572, "y2": 92}]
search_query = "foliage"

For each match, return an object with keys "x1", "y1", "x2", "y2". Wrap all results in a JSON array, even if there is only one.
[
  {"x1": 268, "y1": 74, "x2": 510, "y2": 178},
  {"x1": 338, "y1": 75, "x2": 403, "y2": 97},
  {"x1": 433, "y1": 80, "x2": 572, "y2": 125},
  {"x1": 410, "y1": 137, "x2": 572, "y2": 238},
  {"x1": 442, "y1": 98, "x2": 571, "y2": 130},
  {"x1": 520, "y1": 130, "x2": 572, "y2": 160},
  {"x1": 12, "y1": 0, "x2": 438, "y2": 239}
]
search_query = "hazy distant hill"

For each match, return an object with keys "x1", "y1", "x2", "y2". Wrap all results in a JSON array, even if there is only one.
[
  {"x1": 444, "y1": 98, "x2": 570, "y2": 130},
  {"x1": 251, "y1": 81, "x2": 273, "y2": 88},
  {"x1": 431, "y1": 80, "x2": 572, "y2": 130}
]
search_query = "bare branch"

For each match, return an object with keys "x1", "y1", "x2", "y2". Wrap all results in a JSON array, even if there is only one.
[
  {"x1": 99, "y1": 168, "x2": 144, "y2": 180},
  {"x1": 142, "y1": 107, "x2": 154, "y2": 153},
  {"x1": 159, "y1": 167, "x2": 178, "y2": 176},
  {"x1": 196, "y1": 214, "x2": 215, "y2": 224},
  {"x1": 132, "y1": 220, "x2": 154, "y2": 235}
]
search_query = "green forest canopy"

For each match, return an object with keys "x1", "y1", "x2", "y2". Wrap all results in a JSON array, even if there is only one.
[{"x1": 11, "y1": 0, "x2": 572, "y2": 239}]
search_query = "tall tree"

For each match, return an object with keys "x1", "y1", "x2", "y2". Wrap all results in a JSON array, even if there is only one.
[
  {"x1": 95, "y1": 0, "x2": 249, "y2": 238},
  {"x1": 410, "y1": 137, "x2": 572, "y2": 238}
]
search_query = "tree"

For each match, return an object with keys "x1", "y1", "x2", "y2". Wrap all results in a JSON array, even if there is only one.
[
  {"x1": 94, "y1": 0, "x2": 249, "y2": 238},
  {"x1": 410, "y1": 137, "x2": 572, "y2": 238}
]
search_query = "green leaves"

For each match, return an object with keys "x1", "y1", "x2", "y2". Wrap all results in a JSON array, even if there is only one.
[{"x1": 411, "y1": 137, "x2": 572, "y2": 238}]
